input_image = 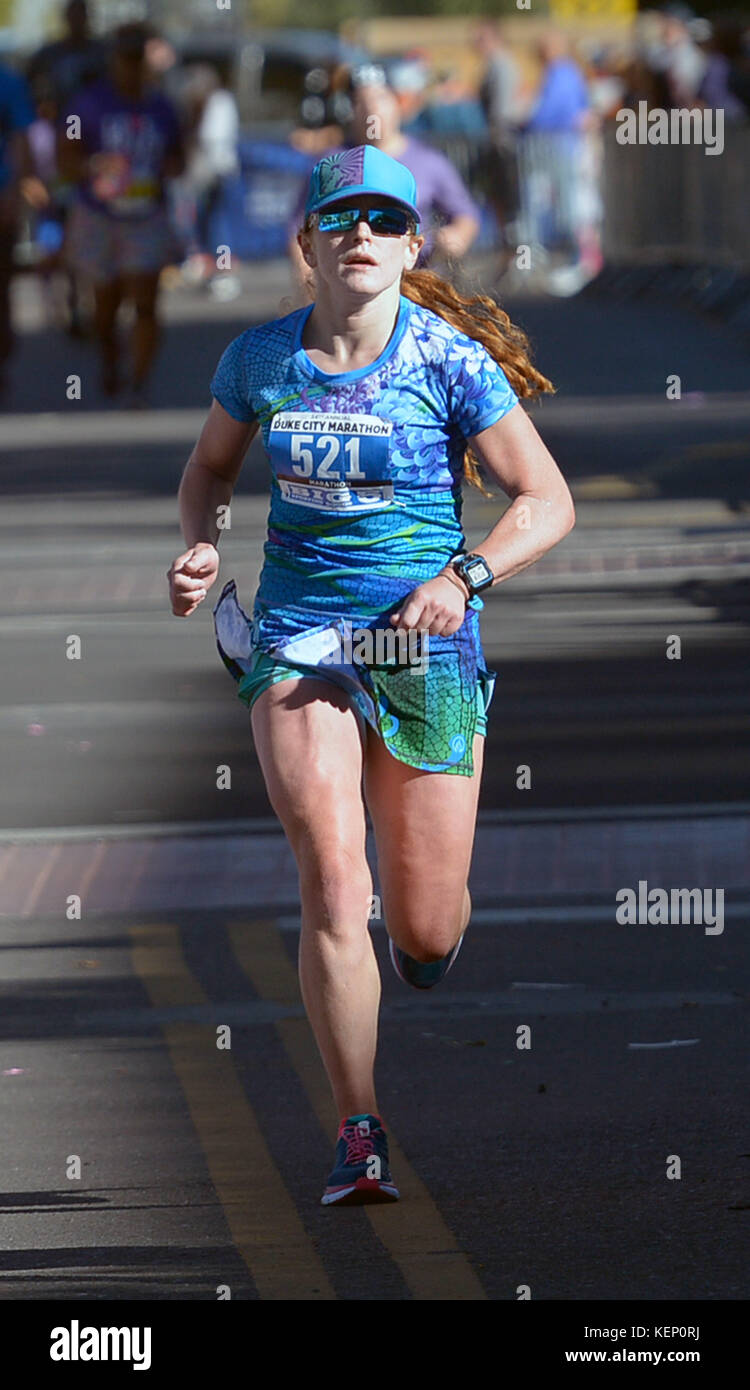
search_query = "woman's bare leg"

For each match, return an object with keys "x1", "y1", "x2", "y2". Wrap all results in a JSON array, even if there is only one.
[
  {"x1": 363, "y1": 732, "x2": 485, "y2": 962},
  {"x1": 250, "y1": 678, "x2": 381, "y2": 1119}
]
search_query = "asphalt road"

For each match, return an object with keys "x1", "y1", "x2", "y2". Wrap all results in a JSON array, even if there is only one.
[{"x1": 0, "y1": 261, "x2": 748, "y2": 1310}]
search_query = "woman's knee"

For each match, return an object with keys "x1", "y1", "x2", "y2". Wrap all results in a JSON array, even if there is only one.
[
  {"x1": 386, "y1": 885, "x2": 470, "y2": 961},
  {"x1": 296, "y1": 837, "x2": 372, "y2": 923},
  {"x1": 262, "y1": 774, "x2": 371, "y2": 929}
]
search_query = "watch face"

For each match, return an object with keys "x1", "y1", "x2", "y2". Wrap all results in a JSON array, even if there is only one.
[{"x1": 465, "y1": 557, "x2": 493, "y2": 587}]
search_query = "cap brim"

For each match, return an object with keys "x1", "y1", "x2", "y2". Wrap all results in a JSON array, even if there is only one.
[{"x1": 308, "y1": 186, "x2": 420, "y2": 224}]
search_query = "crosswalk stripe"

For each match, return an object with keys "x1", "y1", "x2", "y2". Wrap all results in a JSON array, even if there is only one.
[
  {"x1": 130, "y1": 923, "x2": 336, "y2": 1300},
  {"x1": 227, "y1": 918, "x2": 487, "y2": 1301}
]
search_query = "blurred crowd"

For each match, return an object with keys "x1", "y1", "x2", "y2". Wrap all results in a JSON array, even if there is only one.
[{"x1": 0, "y1": 0, "x2": 747, "y2": 401}]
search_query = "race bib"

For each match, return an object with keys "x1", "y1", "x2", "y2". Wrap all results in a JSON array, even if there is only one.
[{"x1": 268, "y1": 412, "x2": 393, "y2": 512}]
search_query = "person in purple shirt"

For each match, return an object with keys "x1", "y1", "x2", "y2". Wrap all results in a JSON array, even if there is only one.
[
  {"x1": 288, "y1": 65, "x2": 479, "y2": 286},
  {"x1": 58, "y1": 21, "x2": 184, "y2": 404}
]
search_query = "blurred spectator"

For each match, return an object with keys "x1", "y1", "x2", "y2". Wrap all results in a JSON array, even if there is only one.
[
  {"x1": 404, "y1": 67, "x2": 487, "y2": 139},
  {"x1": 475, "y1": 19, "x2": 524, "y2": 136},
  {"x1": 27, "y1": 0, "x2": 107, "y2": 107},
  {"x1": 473, "y1": 19, "x2": 524, "y2": 272},
  {"x1": 620, "y1": 35, "x2": 672, "y2": 110},
  {"x1": 697, "y1": 16, "x2": 750, "y2": 120},
  {"x1": 521, "y1": 29, "x2": 590, "y2": 134},
  {"x1": 515, "y1": 31, "x2": 602, "y2": 294},
  {"x1": 27, "y1": 0, "x2": 109, "y2": 338},
  {"x1": 585, "y1": 48, "x2": 627, "y2": 121},
  {"x1": 728, "y1": 18, "x2": 750, "y2": 113},
  {"x1": 57, "y1": 22, "x2": 184, "y2": 406},
  {"x1": 649, "y1": 4, "x2": 708, "y2": 107},
  {"x1": 382, "y1": 53, "x2": 431, "y2": 130},
  {"x1": 288, "y1": 65, "x2": 480, "y2": 283},
  {"x1": 0, "y1": 63, "x2": 34, "y2": 395},
  {"x1": 172, "y1": 64, "x2": 239, "y2": 275},
  {"x1": 22, "y1": 79, "x2": 69, "y2": 325}
]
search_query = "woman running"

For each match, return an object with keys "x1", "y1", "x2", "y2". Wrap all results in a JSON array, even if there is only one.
[{"x1": 167, "y1": 145, "x2": 575, "y2": 1206}]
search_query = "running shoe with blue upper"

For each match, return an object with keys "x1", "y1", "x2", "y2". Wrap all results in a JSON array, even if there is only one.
[
  {"x1": 321, "y1": 1113, "x2": 399, "y2": 1206},
  {"x1": 388, "y1": 932, "x2": 465, "y2": 990}
]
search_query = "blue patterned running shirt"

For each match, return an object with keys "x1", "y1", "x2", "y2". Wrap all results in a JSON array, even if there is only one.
[{"x1": 209, "y1": 293, "x2": 520, "y2": 774}]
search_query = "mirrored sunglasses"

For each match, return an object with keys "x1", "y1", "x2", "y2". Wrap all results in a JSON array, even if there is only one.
[{"x1": 313, "y1": 205, "x2": 415, "y2": 236}]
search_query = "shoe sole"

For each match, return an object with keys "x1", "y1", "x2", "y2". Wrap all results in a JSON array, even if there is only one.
[{"x1": 321, "y1": 1178, "x2": 400, "y2": 1207}]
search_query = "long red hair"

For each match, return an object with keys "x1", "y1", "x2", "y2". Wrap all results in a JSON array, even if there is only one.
[{"x1": 400, "y1": 268, "x2": 556, "y2": 494}]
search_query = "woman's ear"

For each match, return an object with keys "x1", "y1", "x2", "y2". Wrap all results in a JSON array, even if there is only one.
[
  {"x1": 404, "y1": 232, "x2": 425, "y2": 271},
  {"x1": 297, "y1": 227, "x2": 316, "y2": 269}
]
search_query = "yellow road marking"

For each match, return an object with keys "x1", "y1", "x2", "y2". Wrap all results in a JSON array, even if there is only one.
[
  {"x1": 21, "y1": 839, "x2": 61, "y2": 917},
  {"x1": 21, "y1": 844, "x2": 61, "y2": 916},
  {"x1": 0, "y1": 844, "x2": 19, "y2": 889},
  {"x1": 130, "y1": 923, "x2": 335, "y2": 1300},
  {"x1": 77, "y1": 841, "x2": 109, "y2": 909},
  {"x1": 227, "y1": 918, "x2": 487, "y2": 1301}
]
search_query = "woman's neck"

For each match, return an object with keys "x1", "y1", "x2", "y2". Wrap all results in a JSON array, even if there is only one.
[{"x1": 302, "y1": 283, "x2": 403, "y2": 371}]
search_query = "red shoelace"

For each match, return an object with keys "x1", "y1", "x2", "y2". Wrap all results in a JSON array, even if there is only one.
[{"x1": 341, "y1": 1123, "x2": 377, "y2": 1165}]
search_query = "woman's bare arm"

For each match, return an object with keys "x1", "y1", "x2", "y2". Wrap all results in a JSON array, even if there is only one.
[
  {"x1": 460, "y1": 402, "x2": 576, "y2": 586},
  {"x1": 178, "y1": 398, "x2": 258, "y2": 547},
  {"x1": 391, "y1": 402, "x2": 575, "y2": 636},
  {"x1": 168, "y1": 400, "x2": 258, "y2": 616}
]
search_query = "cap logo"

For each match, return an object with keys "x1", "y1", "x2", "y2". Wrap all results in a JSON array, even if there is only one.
[{"x1": 315, "y1": 148, "x2": 365, "y2": 200}]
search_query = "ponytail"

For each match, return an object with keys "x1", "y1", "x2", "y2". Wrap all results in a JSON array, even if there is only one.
[{"x1": 401, "y1": 268, "x2": 556, "y2": 495}]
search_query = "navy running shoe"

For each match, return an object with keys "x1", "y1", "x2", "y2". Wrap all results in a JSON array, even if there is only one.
[
  {"x1": 321, "y1": 1114, "x2": 399, "y2": 1206},
  {"x1": 388, "y1": 932, "x2": 465, "y2": 990}
]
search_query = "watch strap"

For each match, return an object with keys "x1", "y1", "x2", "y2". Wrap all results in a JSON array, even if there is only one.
[{"x1": 451, "y1": 552, "x2": 494, "y2": 596}]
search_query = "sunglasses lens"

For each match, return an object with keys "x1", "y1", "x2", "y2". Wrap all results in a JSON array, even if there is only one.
[
  {"x1": 318, "y1": 208, "x2": 358, "y2": 232},
  {"x1": 369, "y1": 208, "x2": 410, "y2": 235},
  {"x1": 315, "y1": 206, "x2": 413, "y2": 235}
]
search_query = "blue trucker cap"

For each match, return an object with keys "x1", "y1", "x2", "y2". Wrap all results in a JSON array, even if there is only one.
[{"x1": 304, "y1": 144, "x2": 420, "y2": 226}]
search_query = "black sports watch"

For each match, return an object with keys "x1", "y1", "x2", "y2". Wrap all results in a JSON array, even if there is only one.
[{"x1": 450, "y1": 552, "x2": 494, "y2": 598}]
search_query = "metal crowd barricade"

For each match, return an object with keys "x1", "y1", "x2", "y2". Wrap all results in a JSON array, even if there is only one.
[
  {"x1": 511, "y1": 130, "x2": 602, "y2": 254},
  {"x1": 423, "y1": 128, "x2": 603, "y2": 256},
  {"x1": 419, "y1": 121, "x2": 750, "y2": 267},
  {"x1": 599, "y1": 120, "x2": 750, "y2": 268}
]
